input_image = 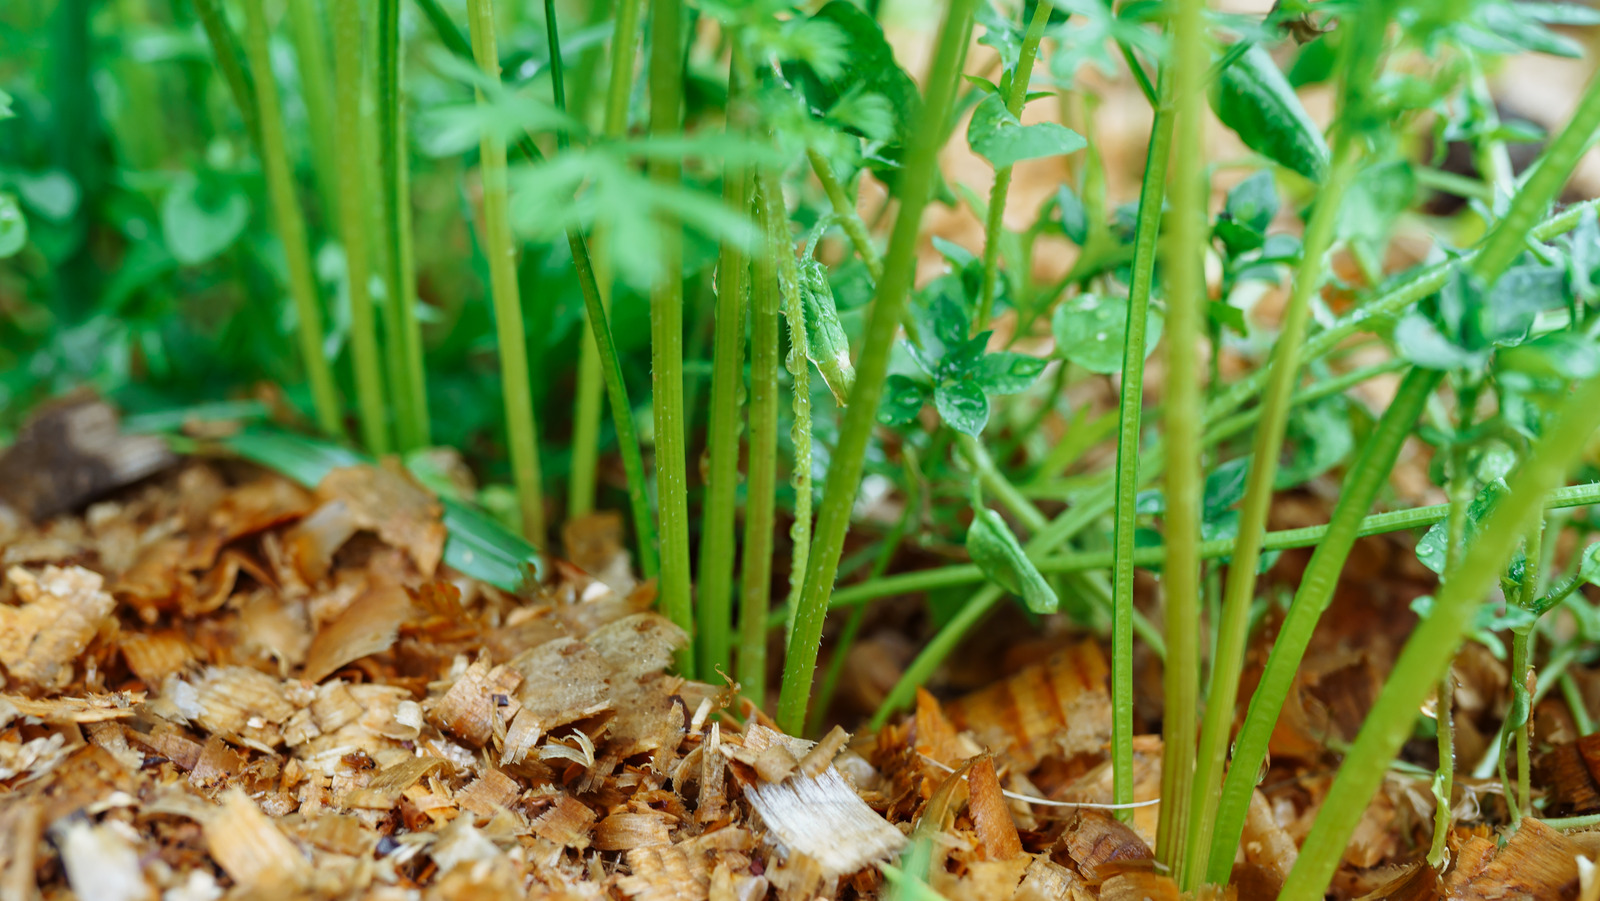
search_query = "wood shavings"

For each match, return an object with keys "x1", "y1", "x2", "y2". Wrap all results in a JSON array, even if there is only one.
[
  {"x1": 51, "y1": 816, "x2": 154, "y2": 901},
  {"x1": 302, "y1": 583, "x2": 412, "y2": 682},
  {"x1": 0, "y1": 565, "x2": 116, "y2": 691},
  {"x1": 0, "y1": 691, "x2": 143, "y2": 724},
  {"x1": 203, "y1": 789, "x2": 311, "y2": 893},
  {"x1": 944, "y1": 639, "x2": 1112, "y2": 770},
  {"x1": 316, "y1": 462, "x2": 446, "y2": 577}
]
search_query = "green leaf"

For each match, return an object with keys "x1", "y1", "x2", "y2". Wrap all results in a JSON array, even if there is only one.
[
  {"x1": 974, "y1": 351, "x2": 1047, "y2": 395},
  {"x1": 1056, "y1": 184, "x2": 1089, "y2": 245},
  {"x1": 799, "y1": 258, "x2": 857, "y2": 404},
  {"x1": 976, "y1": 0, "x2": 1023, "y2": 69},
  {"x1": 161, "y1": 173, "x2": 250, "y2": 266},
  {"x1": 966, "y1": 93, "x2": 1087, "y2": 169},
  {"x1": 0, "y1": 193, "x2": 26, "y2": 259},
  {"x1": 1394, "y1": 311, "x2": 1488, "y2": 371},
  {"x1": 0, "y1": 89, "x2": 13, "y2": 120},
  {"x1": 939, "y1": 332, "x2": 992, "y2": 380},
  {"x1": 1216, "y1": 169, "x2": 1278, "y2": 253},
  {"x1": 1203, "y1": 457, "x2": 1250, "y2": 520},
  {"x1": 879, "y1": 374, "x2": 930, "y2": 426},
  {"x1": 934, "y1": 380, "x2": 989, "y2": 436},
  {"x1": 1051, "y1": 293, "x2": 1164, "y2": 374},
  {"x1": 15, "y1": 170, "x2": 80, "y2": 222},
  {"x1": 1415, "y1": 479, "x2": 1510, "y2": 575},
  {"x1": 1210, "y1": 44, "x2": 1329, "y2": 181},
  {"x1": 967, "y1": 507, "x2": 1058, "y2": 613},
  {"x1": 791, "y1": 1, "x2": 920, "y2": 146}
]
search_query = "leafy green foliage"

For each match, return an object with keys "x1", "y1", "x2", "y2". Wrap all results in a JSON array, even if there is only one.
[
  {"x1": 161, "y1": 172, "x2": 251, "y2": 266},
  {"x1": 966, "y1": 506, "x2": 1057, "y2": 613},
  {"x1": 1210, "y1": 44, "x2": 1329, "y2": 181},
  {"x1": 1052, "y1": 293, "x2": 1163, "y2": 374},
  {"x1": 0, "y1": 193, "x2": 24, "y2": 259},
  {"x1": 966, "y1": 93, "x2": 1086, "y2": 168},
  {"x1": 878, "y1": 296, "x2": 1045, "y2": 436}
]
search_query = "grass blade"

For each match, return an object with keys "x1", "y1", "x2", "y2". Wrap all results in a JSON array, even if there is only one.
[{"x1": 740, "y1": 178, "x2": 784, "y2": 706}]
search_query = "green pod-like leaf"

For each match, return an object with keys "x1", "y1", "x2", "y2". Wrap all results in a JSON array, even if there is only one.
[
  {"x1": 966, "y1": 506, "x2": 1058, "y2": 614},
  {"x1": 798, "y1": 258, "x2": 856, "y2": 404},
  {"x1": 1210, "y1": 44, "x2": 1329, "y2": 181}
]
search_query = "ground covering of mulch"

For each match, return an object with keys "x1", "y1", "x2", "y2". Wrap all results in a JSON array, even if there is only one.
[{"x1": 3, "y1": 416, "x2": 1600, "y2": 900}]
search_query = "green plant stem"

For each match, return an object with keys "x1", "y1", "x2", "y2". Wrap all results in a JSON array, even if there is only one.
[
  {"x1": 284, "y1": 0, "x2": 339, "y2": 218},
  {"x1": 647, "y1": 0, "x2": 694, "y2": 674},
  {"x1": 863, "y1": 198, "x2": 1600, "y2": 726},
  {"x1": 1429, "y1": 669, "x2": 1456, "y2": 865},
  {"x1": 740, "y1": 179, "x2": 784, "y2": 706},
  {"x1": 379, "y1": 0, "x2": 429, "y2": 450},
  {"x1": 1206, "y1": 367, "x2": 1441, "y2": 883},
  {"x1": 241, "y1": 0, "x2": 344, "y2": 439},
  {"x1": 331, "y1": 0, "x2": 392, "y2": 455},
  {"x1": 1157, "y1": 0, "x2": 1207, "y2": 850},
  {"x1": 1183, "y1": 140, "x2": 1363, "y2": 888},
  {"x1": 775, "y1": 0, "x2": 980, "y2": 736},
  {"x1": 1563, "y1": 671, "x2": 1596, "y2": 736},
  {"x1": 466, "y1": 0, "x2": 545, "y2": 545},
  {"x1": 1280, "y1": 65, "x2": 1600, "y2": 901},
  {"x1": 413, "y1": 0, "x2": 653, "y2": 573},
  {"x1": 807, "y1": 148, "x2": 883, "y2": 282},
  {"x1": 973, "y1": 0, "x2": 1052, "y2": 334},
  {"x1": 194, "y1": 0, "x2": 261, "y2": 151},
  {"x1": 1511, "y1": 518, "x2": 1545, "y2": 827},
  {"x1": 697, "y1": 46, "x2": 751, "y2": 679},
  {"x1": 569, "y1": 0, "x2": 644, "y2": 518},
  {"x1": 764, "y1": 174, "x2": 813, "y2": 647},
  {"x1": 739, "y1": 180, "x2": 784, "y2": 707}
]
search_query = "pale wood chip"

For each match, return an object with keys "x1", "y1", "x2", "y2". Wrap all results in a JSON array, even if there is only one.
[
  {"x1": 119, "y1": 629, "x2": 195, "y2": 685},
  {"x1": 1099, "y1": 871, "x2": 1180, "y2": 900},
  {"x1": 204, "y1": 789, "x2": 311, "y2": 892},
  {"x1": 798, "y1": 724, "x2": 850, "y2": 779},
  {"x1": 189, "y1": 735, "x2": 246, "y2": 792},
  {"x1": 738, "y1": 724, "x2": 905, "y2": 878},
  {"x1": 1014, "y1": 855, "x2": 1087, "y2": 901},
  {"x1": 502, "y1": 637, "x2": 611, "y2": 764},
  {"x1": 0, "y1": 565, "x2": 116, "y2": 690},
  {"x1": 0, "y1": 691, "x2": 142, "y2": 724},
  {"x1": 316, "y1": 462, "x2": 446, "y2": 577},
  {"x1": 51, "y1": 816, "x2": 154, "y2": 901},
  {"x1": 1446, "y1": 818, "x2": 1582, "y2": 900},
  {"x1": 617, "y1": 844, "x2": 702, "y2": 901},
  {"x1": 594, "y1": 812, "x2": 673, "y2": 851},
  {"x1": 302, "y1": 584, "x2": 412, "y2": 683},
  {"x1": 296, "y1": 813, "x2": 378, "y2": 857},
  {"x1": 345, "y1": 756, "x2": 453, "y2": 809},
  {"x1": 753, "y1": 743, "x2": 799, "y2": 783},
  {"x1": 193, "y1": 666, "x2": 295, "y2": 748},
  {"x1": 429, "y1": 657, "x2": 517, "y2": 748},
  {"x1": 945, "y1": 639, "x2": 1112, "y2": 770},
  {"x1": 585, "y1": 613, "x2": 687, "y2": 682},
  {"x1": 456, "y1": 768, "x2": 522, "y2": 818},
  {"x1": 531, "y1": 795, "x2": 596, "y2": 849}
]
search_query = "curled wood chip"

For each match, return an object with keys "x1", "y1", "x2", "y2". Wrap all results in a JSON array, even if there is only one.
[
  {"x1": 316, "y1": 463, "x2": 446, "y2": 577},
  {"x1": 967, "y1": 757, "x2": 1022, "y2": 861},
  {"x1": 0, "y1": 565, "x2": 116, "y2": 691},
  {"x1": 1445, "y1": 818, "x2": 1582, "y2": 900},
  {"x1": 284, "y1": 500, "x2": 358, "y2": 584},
  {"x1": 345, "y1": 756, "x2": 453, "y2": 809},
  {"x1": 531, "y1": 795, "x2": 596, "y2": 849},
  {"x1": 738, "y1": 725, "x2": 905, "y2": 878},
  {"x1": 1062, "y1": 811, "x2": 1153, "y2": 884},
  {"x1": 798, "y1": 725, "x2": 850, "y2": 780},
  {"x1": 302, "y1": 584, "x2": 412, "y2": 683},
  {"x1": 594, "y1": 812, "x2": 672, "y2": 851},
  {"x1": 0, "y1": 691, "x2": 143, "y2": 724},
  {"x1": 51, "y1": 816, "x2": 154, "y2": 901}
]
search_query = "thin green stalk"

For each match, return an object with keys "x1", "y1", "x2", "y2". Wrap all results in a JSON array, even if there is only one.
[
  {"x1": 648, "y1": 0, "x2": 694, "y2": 674},
  {"x1": 1184, "y1": 143, "x2": 1363, "y2": 888},
  {"x1": 1563, "y1": 671, "x2": 1596, "y2": 736},
  {"x1": 974, "y1": 0, "x2": 1052, "y2": 333},
  {"x1": 865, "y1": 198, "x2": 1600, "y2": 726},
  {"x1": 807, "y1": 148, "x2": 883, "y2": 282},
  {"x1": 413, "y1": 0, "x2": 653, "y2": 572},
  {"x1": 194, "y1": 0, "x2": 260, "y2": 151},
  {"x1": 1429, "y1": 669, "x2": 1456, "y2": 864},
  {"x1": 1158, "y1": 0, "x2": 1207, "y2": 850},
  {"x1": 1206, "y1": 367, "x2": 1441, "y2": 884},
  {"x1": 242, "y1": 0, "x2": 344, "y2": 438},
  {"x1": 697, "y1": 46, "x2": 751, "y2": 678},
  {"x1": 378, "y1": 0, "x2": 429, "y2": 450},
  {"x1": 285, "y1": 0, "x2": 340, "y2": 219},
  {"x1": 776, "y1": 0, "x2": 981, "y2": 736},
  {"x1": 740, "y1": 180, "x2": 784, "y2": 706},
  {"x1": 332, "y1": 0, "x2": 392, "y2": 455},
  {"x1": 1281, "y1": 66, "x2": 1600, "y2": 901},
  {"x1": 466, "y1": 0, "x2": 545, "y2": 545},
  {"x1": 1116, "y1": 69, "x2": 1176, "y2": 834},
  {"x1": 570, "y1": 0, "x2": 644, "y2": 517},
  {"x1": 1509, "y1": 518, "x2": 1545, "y2": 827},
  {"x1": 1429, "y1": 397, "x2": 1474, "y2": 868}
]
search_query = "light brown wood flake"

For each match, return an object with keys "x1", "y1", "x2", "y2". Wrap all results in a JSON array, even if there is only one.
[
  {"x1": 530, "y1": 794, "x2": 597, "y2": 849},
  {"x1": 346, "y1": 756, "x2": 453, "y2": 809},
  {"x1": 302, "y1": 583, "x2": 413, "y2": 683},
  {"x1": 316, "y1": 462, "x2": 446, "y2": 577},
  {"x1": 0, "y1": 691, "x2": 143, "y2": 724},
  {"x1": 945, "y1": 639, "x2": 1112, "y2": 770},
  {"x1": 1447, "y1": 818, "x2": 1582, "y2": 900},
  {"x1": 0, "y1": 565, "x2": 116, "y2": 690},
  {"x1": 456, "y1": 767, "x2": 521, "y2": 818},
  {"x1": 119, "y1": 629, "x2": 195, "y2": 685},
  {"x1": 51, "y1": 815, "x2": 154, "y2": 901},
  {"x1": 595, "y1": 812, "x2": 674, "y2": 851},
  {"x1": 204, "y1": 789, "x2": 311, "y2": 892},
  {"x1": 966, "y1": 756, "x2": 1022, "y2": 861}
]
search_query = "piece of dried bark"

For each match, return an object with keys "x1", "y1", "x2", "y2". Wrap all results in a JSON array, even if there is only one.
[
  {"x1": 0, "y1": 691, "x2": 142, "y2": 724},
  {"x1": 0, "y1": 395, "x2": 174, "y2": 522},
  {"x1": 0, "y1": 565, "x2": 116, "y2": 691}
]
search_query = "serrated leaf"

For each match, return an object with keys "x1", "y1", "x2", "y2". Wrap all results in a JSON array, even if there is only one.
[
  {"x1": 1210, "y1": 44, "x2": 1329, "y2": 181},
  {"x1": 974, "y1": 351, "x2": 1047, "y2": 395},
  {"x1": 967, "y1": 93, "x2": 1087, "y2": 169},
  {"x1": 934, "y1": 380, "x2": 989, "y2": 436},
  {"x1": 967, "y1": 506, "x2": 1058, "y2": 613},
  {"x1": 0, "y1": 193, "x2": 26, "y2": 259},
  {"x1": 1051, "y1": 293, "x2": 1164, "y2": 374},
  {"x1": 161, "y1": 173, "x2": 250, "y2": 266},
  {"x1": 879, "y1": 374, "x2": 930, "y2": 426}
]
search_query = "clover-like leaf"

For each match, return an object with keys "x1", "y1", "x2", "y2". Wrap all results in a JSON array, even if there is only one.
[
  {"x1": 1052, "y1": 293, "x2": 1163, "y2": 374},
  {"x1": 162, "y1": 172, "x2": 250, "y2": 266},
  {"x1": 967, "y1": 506, "x2": 1058, "y2": 614},
  {"x1": 975, "y1": 351, "x2": 1047, "y2": 395},
  {"x1": 879, "y1": 374, "x2": 930, "y2": 426},
  {"x1": 934, "y1": 380, "x2": 989, "y2": 436}
]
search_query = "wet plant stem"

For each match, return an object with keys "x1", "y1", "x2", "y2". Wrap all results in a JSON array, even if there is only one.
[
  {"x1": 740, "y1": 179, "x2": 783, "y2": 706},
  {"x1": 466, "y1": 0, "x2": 545, "y2": 545},
  {"x1": 648, "y1": 0, "x2": 694, "y2": 674},
  {"x1": 332, "y1": 0, "x2": 392, "y2": 455},
  {"x1": 776, "y1": 0, "x2": 980, "y2": 736},
  {"x1": 1281, "y1": 63, "x2": 1600, "y2": 901},
  {"x1": 1182, "y1": 138, "x2": 1363, "y2": 891},
  {"x1": 807, "y1": 149, "x2": 882, "y2": 282},
  {"x1": 1209, "y1": 366, "x2": 1444, "y2": 883},
  {"x1": 569, "y1": 0, "x2": 643, "y2": 518},
  {"x1": 241, "y1": 0, "x2": 343, "y2": 439},
  {"x1": 697, "y1": 46, "x2": 750, "y2": 678},
  {"x1": 378, "y1": 0, "x2": 429, "y2": 450},
  {"x1": 973, "y1": 0, "x2": 1052, "y2": 334},
  {"x1": 284, "y1": 0, "x2": 339, "y2": 217},
  {"x1": 1510, "y1": 518, "x2": 1545, "y2": 827},
  {"x1": 1158, "y1": 0, "x2": 1207, "y2": 852}
]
